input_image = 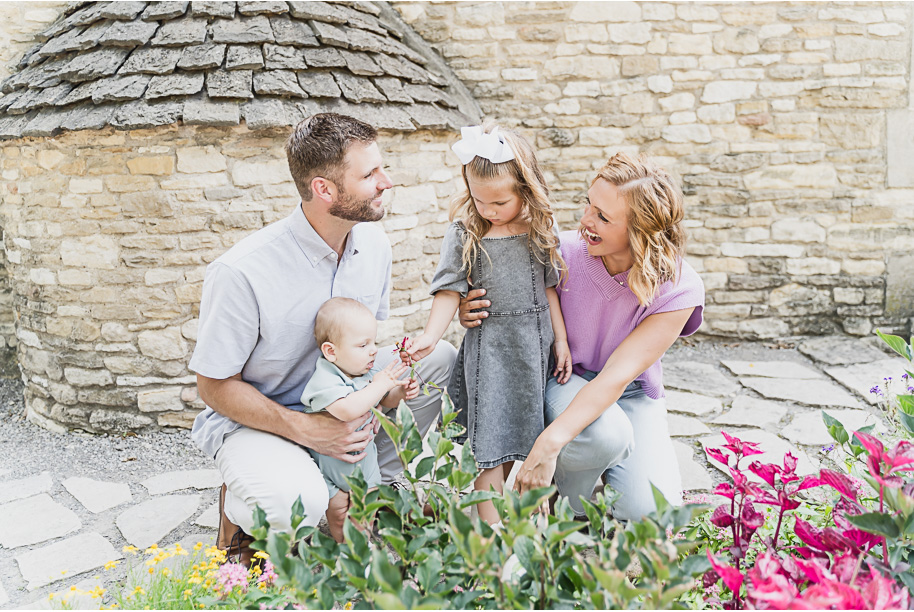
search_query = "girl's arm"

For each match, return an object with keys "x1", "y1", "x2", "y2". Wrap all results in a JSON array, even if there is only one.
[
  {"x1": 407, "y1": 290, "x2": 461, "y2": 361},
  {"x1": 546, "y1": 287, "x2": 572, "y2": 384},
  {"x1": 514, "y1": 307, "x2": 696, "y2": 493}
]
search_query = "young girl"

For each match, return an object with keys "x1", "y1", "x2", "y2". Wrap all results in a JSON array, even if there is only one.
[{"x1": 408, "y1": 124, "x2": 571, "y2": 525}]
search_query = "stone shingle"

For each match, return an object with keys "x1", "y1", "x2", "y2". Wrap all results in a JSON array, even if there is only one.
[
  {"x1": 403, "y1": 83, "x2": 451, "y2": 106},
  {"x1": 146, "y1": 72, "x2": 205, "y2": 99},
  {"x1": 385, "y1": 38, "x2": 428, "y2": 67},
  {"x1": 120, "y1": 47, "x2": 183, "y2": 75},
  {"x1": 59, "y1": 47, "x2": 130, "y2": 83},
  {"x1": 0, "y1": 114, "x2": 33, "y2": 139},
  {"x1": 242, "y1": 98, "x2": 302, "y2": 129},
  {"x1": 100, "y1": 2, "x2": 148, "y2": 20},
  {"x1": 183, "y1": 97, "x2": 240, "y2": 125},
  {"x1": 287, "y1": 1, "x2": 347, "y2": 24},
  {"x1": 0, "y1": 90, "x2": 26, "y2": 113},
  {"x1": 58, "y1": 81, "x2": 97, "y2": 106},
  {"x1": 335, "y1": 5, "x2": 387, "y2": 36},
  {"x1": 141, "y1": 1, "x2": 189, "y2": 21},
  {"x1": 60, "y1": 103, "x2": 115, "y2": 131},
  {"x1": 329, "y1": 98, "x2": 414, "y2": 131},
  {"x1": 225, "y1": 46, "x2": 264, "y2": 70},
  {"x1": 371, "y1": 53, "x2": 427, "y2": 84},
  {"x1": 343, "y1": 27, "x2": 389, "y2": 54},
  {"x1": 150, "y1": 18, "x2": 208, "y2": 47},
  {"x1": 238, "y1": 1, "x2": 288, "y2": 16},
  {"x1": 66, "y1": 20, "x2": 113, "y2": 53},
  {"x1": 110, "y1": 99, "x2": 182, "y2": 129},
  {"x1": 37, "y1": 27, "x2": 90, "y2": 58},
  {"x1": 211, "y1": 16, "x2": 274, "y2": 44},
  {"x1": 332, "y1": 71, "x2": 386, "y2": 104},
  {"x1": 303, "y1": 47, "x2": 345, "y2": 68},
  {"x1": 177, "y1": 44, "x2": 227, "y2": 70},
  {"x1": 253, "y1": 70, "x2": 307, "y2": 97},
  {"x1": 373, "y1": 76, "x2": 412, "y2": 104},
  {"x1": 190, "y1": 1, "x2": 236, "y2": 18},
  {"x1": 8, "y1": 83, "x2": 74, "y2": 113},
  {"x1": 68, "y1": 3, "x2": 109, "y2": 28},
  {"x1": 91, "y1": 74, "x2": 150, "y2": 103},
  {"x1": 264, "y1": 44, "x2": 307, "y2": 70},
  {"x1": 340, "y1": 50, "x2": 383, "y2": 76},
  {"x1": 339, "y1": 1, "x2": 381, "y2": 16},
  {"x1": 310, "y1": 20, "x2": 350, "y2": 48},
  {"x1": 205, "y1": 70, "x2": 253, "y2": 99},
  {"x1": 22, "y1": 109, "x2": 65, "y2": 137},
  {"x1": 405, "y1": 102, "x2": 452, "y2": 130},
  {"x1": 269, "y1": 16, "x2": 319, "y2": 47},
  {"x1": 297, "y1": 71, "x2": 340, "y2": 97},
  {"x1": 98, "y1": 20, "x2": 160, "y2": 47}
]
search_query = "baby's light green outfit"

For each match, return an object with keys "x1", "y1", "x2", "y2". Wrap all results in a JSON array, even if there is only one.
[{"x1": 299, "y1": 357, "x2": 382, "y2": 498}]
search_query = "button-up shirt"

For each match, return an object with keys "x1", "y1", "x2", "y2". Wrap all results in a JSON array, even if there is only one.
[{"x1": 189, "y1": 204, "x2": 392, "y2": 458}]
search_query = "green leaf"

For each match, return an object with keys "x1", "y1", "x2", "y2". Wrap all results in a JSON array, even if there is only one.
[
  {"x1": 370, "y1": 547, "x2": 403, "y2": 592},
  {"x1": 877, "y1": 329, "x2": 913, "y2": 361},
  {"x1": 651, "y1": 483, "x2": 671, "y2": 514},
  {"x1": 898, "y1": 411, "x2": 914, "y2": 435},
  {"x1": 845, "y1": 511, "x2": 901, "y2": 538},
  {"x1": 903, "y1": 511, "x2": 914, "y2": 536},
  {"x1": 290, "y1": 496, "x2": 305, "y2": 531},
  {"x1": 896, "y1": 394, "x2": 914, "y2": 415},
  {"x1": 415, "y1": 456, "x2": 436, "y2": 480},
  {"x1": 821, "y1": 411, "x2": 850, "y2": 445}
]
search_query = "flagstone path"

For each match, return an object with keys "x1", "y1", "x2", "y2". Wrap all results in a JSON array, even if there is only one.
[{"x1": 0, "y1": 335, "x2": 904, "y2": 609}]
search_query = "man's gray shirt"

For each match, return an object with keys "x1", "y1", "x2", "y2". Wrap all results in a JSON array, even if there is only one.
[{"x1": 189, "y1": 204, "x2": 392, "y2": 458}]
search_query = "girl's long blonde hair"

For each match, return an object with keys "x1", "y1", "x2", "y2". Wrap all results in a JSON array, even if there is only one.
[
  {"x1": 591, "y1": 153, "x2": 686, "y2": 306},
  {"x1": 449, "y1": 123, "x2": 566, "y2": 283}
]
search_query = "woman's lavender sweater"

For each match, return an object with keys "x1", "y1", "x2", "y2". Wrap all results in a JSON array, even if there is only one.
[{"x1": 557, "y1": 231, "x2": 705, "y2": 399}]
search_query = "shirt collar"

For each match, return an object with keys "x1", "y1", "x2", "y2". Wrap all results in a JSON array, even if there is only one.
[{"x1": 289, "y1": 203, "x2": 361, "y2": 267}]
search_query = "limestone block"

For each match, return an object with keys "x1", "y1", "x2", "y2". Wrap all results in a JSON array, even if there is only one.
[
  {"x1": 736, "y1": 318, "x2": 790, "y2": 339},
  {"x1": 565, "y1": 23, "x2": 608, "y2": 43},
  {"x1": 662, "y1": 124, "x2": 711, "y2": 143},
  {"x1": 668, "y1": 33, "x2": 713, "y2": 55},
  {"x1": 145, "y1": 269, "x2": 183, "y2": 285},
  {"x1": 137, "y1": 387, "x2": 185, "y2": 412},
  {"x1": 720, "y1": 243, "x2": 804, "y2": 258},
  {"x1": 456, "y1": 2, "x2": 504, "y2": 26},
  {"x1": 835, "y1": 37, "x2": 905, "y2": 62},
  {"x1": 390, "y1": 184, "x2": 437, "y2": 215},
  {"x1": 569, "y1": 1, "x2": 640, "y2": 22},
  {"x1": 743, "y1": 164, "x2": 837, "y2": 190},
  {"x1": 578, "y1": 127, "x2": 624, "y2": 146},
  {"x1": 647, "y1": 74, "x2": 673, "y2": 93},
  {"x1": 58, "y1": 269, "x2": 92, "y2": 286},
  {"x1": 786, "y1": 258, "x2": 841, "y2": 276},
  {"x1": 158, "y1": 411, "x2": 200, "y2": 428},
  {"x1": 127, "y1": 156, "x2": 175, "y2": 176},
  {"x1": 64, "y1": 367, "x2": 114, "y2": 387},
  {"x1": 770, "y1": 219, "x2": 826, "y2": 243},
  {"x1": 820, "y1": 113, "x2": 882, "y2": 149},
  {"x1": 231, "y1": 159, "x2": 289, "y2": 186},
  {"x1": 886, "y1": 253, "x2": 914, "y2": 319},
  {"x1": 701, "y1": 81, "x2": 757, "y2": 103},
  {"x1": 714, "y1": 28, "x2": 760, "y2": 54},
  {"x1": 658, "y1": 92, "x2": 695, "y2": 112},
  {"x1": 101, "y1": 322, "x2": 132, "y2": 342},
  {"x1": 177, "y1": 145, "x2": 227, "y2": 173},
  {"x1": 607, "y1": 22, "x2": 650, "y2": 44},
  {"x1": 887, "y1": 110, "x2": 914, "y2": 188},
  {"x1": 68, "y1": 178, "x2": 103, "y2": 194},
  {"x1": 138, "y1": 327, "x2": 188, "y2": 361}
]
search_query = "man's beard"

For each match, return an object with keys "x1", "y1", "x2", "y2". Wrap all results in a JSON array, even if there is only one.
[{"x1": 328, "y1": 186, "x2": 385, "y2": 222}]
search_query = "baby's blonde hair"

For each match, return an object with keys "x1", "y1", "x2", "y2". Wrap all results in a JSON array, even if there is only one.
[
  {"x1": 590, "y1": 153, "x2": 686, "y2": 306},
  {"x1": 314, "y1": 297, "x2": 373, "y2": 346},
  {"x1": 449, "y1": 122, "x2": 566, "y2": 282}
]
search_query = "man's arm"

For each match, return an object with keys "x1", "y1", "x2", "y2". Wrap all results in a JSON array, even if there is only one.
[{"x1": 196, "y1": 373, "x2": 376, "y2": 462}]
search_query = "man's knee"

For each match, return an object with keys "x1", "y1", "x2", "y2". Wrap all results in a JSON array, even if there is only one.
[
  {"x1": 424, "y1": 340, "x2": 457, "y2": 379},
  {"x1": 267, "y1": 482, "x2": 330, "y2": 532}
]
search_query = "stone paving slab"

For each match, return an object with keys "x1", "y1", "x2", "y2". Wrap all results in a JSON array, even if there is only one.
[
  {"x1": 823, "y1": 358, "x2": 912, "y2": 405},
  {"x1": 720, "y1": 360, "x2": 822, "y2": 379},
  {"x1": 700, "y1": 429, "x2": 817, "y2": 481},
  {"x1": 16, "y1": 532, "x2": 121, "y2": 591},
  {"x1": 193, "y1": 502, "x2": 219, "y2": 529},
  {"x1": 21, "y1": 577, "x2": 106, "y2": 610},
  {"x1": 739, "y1": 377, "x2": 860, "y2": 408},
  {"x1": 0, "y1": 578, "x2": 7, "y2": 606},
  {"x1": 673, "y1": 441, "x2": 713, "y2": 491},
  {"x1": 0, "y1": 493, "x2": 81, "y2": 548},
  {"x1": 116, "y1": 494, "x2": 201, "y2": 549},
  {"x1": 711, "y1": 395, "x2": 788, "y2": 430},
  {"x1": 62, "y1": 477, "x2": 132, "y2": 514},
  {"x1": 666, "y1": 390, "x2": 722, "y2": 416},
  {"x1": 141, "y1": 469, "x2": 222, "y2": 495},
  {"x1": 798, "y1": 336, "x2": 888, "y2": 365},
  {"x1": 782, "y1": 409, "x2": 886, "y2": 446},
  {"x1": 668, "y1": 414, "x2": 711, "y2": 437},
  {"x1": 665, "y1": 362, "x2": 740, "y2": 398},
  {"x1": 0, "y1": 472, "x2": 53, "y2": 505}
]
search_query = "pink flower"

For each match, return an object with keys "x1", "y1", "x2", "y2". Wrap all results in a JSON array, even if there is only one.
[
  {"x1": 217, "y1": 562, "x2": 249, "y2": 597},
  {"x1": 257, "y1": 560, "x2": 277, "y2": 587}
]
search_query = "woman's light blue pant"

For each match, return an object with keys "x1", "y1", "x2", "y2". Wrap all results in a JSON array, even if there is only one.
[{"x1": 545, "y1": 371, "x2": 683, "y2": 521}]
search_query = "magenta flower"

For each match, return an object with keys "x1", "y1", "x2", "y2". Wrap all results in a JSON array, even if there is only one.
[{"x1": 216, "y1": 562, "x2": 249, "y2": 596}]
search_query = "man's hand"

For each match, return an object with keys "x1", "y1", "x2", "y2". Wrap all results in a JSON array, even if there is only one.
[
  {"x1": 297, "y1": 411, "x2": 377, "y2": 463},
  {"x1": 458, "y1": 287, "x2": 490, "y2": 329}
]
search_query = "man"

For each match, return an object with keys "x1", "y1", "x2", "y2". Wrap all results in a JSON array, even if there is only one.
[{"x1": 189, "y1": 114, "x2": 456, "y2": 555}]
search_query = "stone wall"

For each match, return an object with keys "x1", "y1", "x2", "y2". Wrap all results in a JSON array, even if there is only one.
[
  {"x1": 395, "y1": 1, "x2": 914, "y2": 338},
  {"x1": 0, "y1": 125, "x2": 460, "y2": 432}
]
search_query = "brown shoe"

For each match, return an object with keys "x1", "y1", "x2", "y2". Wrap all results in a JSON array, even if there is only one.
[{"x1": 216, "y1": 483, "x2": 256, "y2": 567}]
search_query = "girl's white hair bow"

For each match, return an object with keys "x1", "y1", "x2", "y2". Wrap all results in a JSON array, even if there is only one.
[{"x1": 451, "y1": 125, "x2": 516, "y2": 165}]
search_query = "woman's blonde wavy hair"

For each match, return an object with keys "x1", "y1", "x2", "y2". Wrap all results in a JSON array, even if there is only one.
[
  {"x1": 449, "y1": 123, "x2": 566, "y2": 283},
  {"x1": 590, "y1": 153, "x2": 686, "y2": 307}
]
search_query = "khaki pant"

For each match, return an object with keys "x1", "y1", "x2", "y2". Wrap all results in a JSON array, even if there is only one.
[{"x1": 215, "y1": 340, "x2": 457, "y2": 534}]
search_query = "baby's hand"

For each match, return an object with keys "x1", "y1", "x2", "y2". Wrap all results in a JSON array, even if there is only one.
[
  {"x1": 405, "y1": 333, "x2": 437, "y2": 362},
  {"x1": 553, "y1": 340, "x2": 572, "y2": 385},
  {"x1": 374, "y1": 359, "x2": 409, "y2": 391}
]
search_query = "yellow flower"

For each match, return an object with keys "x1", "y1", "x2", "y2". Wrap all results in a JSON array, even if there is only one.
[
  {"x1": 70, "y1": 586, "x2": 78, "y2": 592},
  {"x1": 48, "y1": 593, "x2": 56, "y2": 600},
  {"x1": 311, "y1": 588, "x2": 318, "y2": 596},
  {"x1": 193, "y1": 542, "x2": 203, "y2": 551},
  {"x1": 148, "y1": 568, "x2": 154, "y2": 574},
  {"x1": 122, "y1": 545, "x2": 139, "y2": 554},
  {"x1": 144, "y1": 544, "x2": 158, "y2": 554},
  {"x1": 253, "y1": 551, "x2": 269, "y2": 560},
  {"x1": 344, "y1": 603, "x2": 353, "y2": 610},
  {"x1": 133, "y1": 586, "x2": 145, "y2": 596},
  {"x1": 183, "y1": 589, "x2": 193, "y2": 598},
  {"x1": 162, "y1": 567, "x2": 172, "y2": 577},
  {"x1": 104, "y1": 560, "x2": 120, "y2": 570}
]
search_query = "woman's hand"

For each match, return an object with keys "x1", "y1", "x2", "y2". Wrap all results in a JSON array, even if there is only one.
[
  {"x1": 514, "y1": 435, "x2": 561, "y2": 502},
  {"x1": 458, "y1": 287, "x2": 490, "y2": 329},
  {"x1": 552, "y1": 340, "x2": 572, "y2": 384}
]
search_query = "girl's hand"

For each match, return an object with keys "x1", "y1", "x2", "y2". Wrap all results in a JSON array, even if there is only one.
[
  {"x1": 405, "y1": 333, "x2": 437, "y2": 362},
  {"x1": 403, "y1": 377, "x2": 420, "y2": 401},
  {"x1": 553, "y1": 340, "x2": 572, "y2": 384},
  {"x1": 373, "y1": 359, "x2": 409, "y2": 391}
]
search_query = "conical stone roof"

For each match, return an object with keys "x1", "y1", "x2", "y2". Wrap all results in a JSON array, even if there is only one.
[{"x1": 0, "y1": 1, "x2": 478, "y2": 139}]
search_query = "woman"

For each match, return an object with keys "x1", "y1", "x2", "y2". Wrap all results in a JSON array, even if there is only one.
[{"x1": 459, "y1": 152, "x2": 704, "y2": 520}]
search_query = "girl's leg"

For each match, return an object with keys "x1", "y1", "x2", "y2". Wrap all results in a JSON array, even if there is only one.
[
  {"x1": 326, "y1": 490, "x2": 349, "y2": 543},
  {"x1": 603, "y1": 392, "x2": 682, "y2": 521},
  {"x1": 546, "y1": 373, "x2": 635, "y2": 517},
  {"x1": 475, "y1": 466, "x2": 507, "y2": 525}
]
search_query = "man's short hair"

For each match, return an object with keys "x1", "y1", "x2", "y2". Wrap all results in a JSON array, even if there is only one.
[
  {"x1": 314, "y1": 297, "x2": 373, "y2": 346},
  {"x1": 285, "y1": 113, "x2": 378, "y2": 201}
]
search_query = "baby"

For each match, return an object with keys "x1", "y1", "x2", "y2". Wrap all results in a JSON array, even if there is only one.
[{"x1": 300, "y1": 297, "x2": 417, "y2": 542}]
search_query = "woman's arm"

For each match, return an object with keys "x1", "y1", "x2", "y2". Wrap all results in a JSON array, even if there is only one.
[
  {"x1": 514, "y1": 307, "x2": 696, "y2": 492},
  {"x1": 546, "y1": 287, "x2": 572, "y2": 384}
]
